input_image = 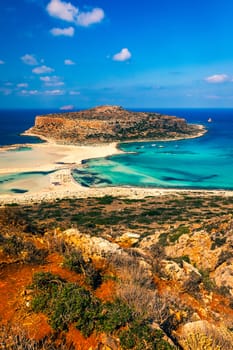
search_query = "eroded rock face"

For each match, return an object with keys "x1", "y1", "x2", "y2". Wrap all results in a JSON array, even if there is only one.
[
  {"x1": 61, "y1": 228, "x2": 122, "y2": 260},
  {"x1": 160, "y1": 259, "x2": 202, "y2": 284},
  {"x1": 213, "y1": 259, "x2": 233, "y2": 296},
  {"x1": 165, "y1": 230, "x2": 221, "y2": 270},
  {"x1": 25, "y1": 105, "x2": 204, "y2": 144}
]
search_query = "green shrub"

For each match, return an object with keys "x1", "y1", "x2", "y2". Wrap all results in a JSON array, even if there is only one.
[
  {"x1": 63, "y1": 249, "x2": 102, "y2": 289},
  {"x1": 169, "y1": 225, "x2": 189, "y2": 243},
  {"x1": 63, "y1": 250, "x2": 85, "y2": 274},
  {"x1": 99, "y1": 299, "x2": 132, "y2": 333},
  {"x1": 97, "y1": 195, "x2": 114, "y2": 205},
  {"x1": 119, "y1": 320, "x2": 175, "y2": 350}
]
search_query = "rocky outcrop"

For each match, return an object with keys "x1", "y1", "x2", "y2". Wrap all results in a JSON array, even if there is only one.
[
  {"x1": 25, "y1": 105, "x2": 205, "y2": 144},
  {"x1": 177, "y1": 320, "x2": 233, "y2": 350}
]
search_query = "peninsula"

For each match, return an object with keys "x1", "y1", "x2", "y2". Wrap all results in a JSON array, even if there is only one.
[{"x1": 24, "y1": 105, "x2": 206, "y2": 144}]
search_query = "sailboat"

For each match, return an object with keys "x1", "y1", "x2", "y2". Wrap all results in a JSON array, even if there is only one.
[{"x1": 207, "y1": 117, "x2": 212, "y2": 123}]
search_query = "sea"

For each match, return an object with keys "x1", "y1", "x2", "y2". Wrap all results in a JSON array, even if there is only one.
[{"x1": 1, "y1": 108, "x2": 233, "y2": 192}]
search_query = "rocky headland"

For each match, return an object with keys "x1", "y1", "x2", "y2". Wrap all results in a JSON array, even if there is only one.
[{"x1": 24, "y1": 105, "x2": 206, "y2": 144}]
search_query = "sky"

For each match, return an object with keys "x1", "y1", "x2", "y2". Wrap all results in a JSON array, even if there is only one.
[{"x1": 1, "y1": 0, "x2": 233, "y2": 110}]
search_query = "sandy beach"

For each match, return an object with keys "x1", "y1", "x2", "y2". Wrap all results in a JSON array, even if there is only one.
[{"x1": 0, "y1": 126, "x2": 232, "y2": 205}]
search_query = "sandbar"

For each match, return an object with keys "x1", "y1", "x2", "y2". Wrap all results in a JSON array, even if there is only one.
[{"x1": 0, "y1": 126, "x2": 232, "y2": 205}]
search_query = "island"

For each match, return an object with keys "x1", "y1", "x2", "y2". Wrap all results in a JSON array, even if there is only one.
[{"x1": 24, "y1": 105, "x2": 206, "y2": 144}]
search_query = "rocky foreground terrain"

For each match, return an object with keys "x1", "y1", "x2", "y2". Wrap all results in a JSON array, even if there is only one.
[
  {"x1": 25, "y1": 105, "x2": 205, "y2": 144},
  {"x1": 1, "y1": 193, "x2": 233, "y2": 349}
]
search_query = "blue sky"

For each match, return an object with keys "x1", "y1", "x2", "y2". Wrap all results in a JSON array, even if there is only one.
[{"x1": 1, "y1": 0, "x2": 233, "y2": 109}]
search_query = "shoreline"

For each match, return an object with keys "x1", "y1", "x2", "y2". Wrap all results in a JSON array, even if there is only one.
[{"x1": 1, "y1": 124, "x2": 229, "y2": 205}]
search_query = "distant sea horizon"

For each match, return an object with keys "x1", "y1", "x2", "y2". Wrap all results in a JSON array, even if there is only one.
[{"x1": 1, "y1": 108, "x2": 233, "y2": 191}]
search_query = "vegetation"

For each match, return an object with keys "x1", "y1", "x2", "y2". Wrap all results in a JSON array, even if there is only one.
[
  {"x1": 1, "y1": 193, "x2": 233, "y2": 348},
  {"x1": 30, "y1": 271, "x2": 175, "y2": 348}
]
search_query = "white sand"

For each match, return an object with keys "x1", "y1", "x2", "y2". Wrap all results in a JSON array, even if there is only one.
[{"x1": 0, "y1": 130, "x2": 232, "y2": 205}]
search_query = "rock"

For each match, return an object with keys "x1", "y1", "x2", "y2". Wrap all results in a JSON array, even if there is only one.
[
  {"x1": 213, "y1": 258, "x2": 233, "y2": 296},
  {"x1": 61, "y1": 228, "x2": 123, "y2": 260},
  {"x1": 160, "y1": 259, "x2": 201, "y2": 286},
  {"x1": 165, "y1": 230, "x2": 221, "y2": 270},
  {"x1": 116, "y1": 232, "x2": 140, "y2": 246},
  {"x1": 176, "y1": 320, "x2": 233, "y2": 350}
]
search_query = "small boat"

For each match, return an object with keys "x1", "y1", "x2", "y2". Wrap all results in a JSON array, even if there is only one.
[{"x1": 208, "y1": 117, "x2": 212, "y2": 123}]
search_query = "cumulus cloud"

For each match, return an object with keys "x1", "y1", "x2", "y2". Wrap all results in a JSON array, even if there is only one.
[
  {"x1": 64, "y1": 59, "x2": 75, "y2": 65},
  {"x1": 77, "y1": 8, "x2": 104, "y2": 26},
  {"x1": 46, "y1": 0, "x2": 78, "y2": 22},
  {"x1": 46, "y1": 0, "x2": 104, "y2": 26},
  {"x1": 0, "y1": 60, "x2": 5, "y2": 64},
  {"x1": 205, "y1": 74, "x2": 229, "y2": 83},
  {"x1": 44, "y1": 89, "x2": 65, "y2": 95},
  {"x1": 50, "y1": 26, "x2": 74, "y2": 36},
  {"x1": 32, "y1": 65, "x2": 54, "y2": 74},
  {"x1": 40, "y1": 76, "x2": 64, "y2": 86},
  {"x1": 21, "y1": 54, "x2": 38, "y2": 65},
  {"x1": 113, "y1": 48, "x2": 131, "y2": 62},
  {"x1": 60, "y1": 104, "x2": 74, "y2": 110},
  {"x1": 20, "y1": 90, "x2": 39, "y2": 95}
]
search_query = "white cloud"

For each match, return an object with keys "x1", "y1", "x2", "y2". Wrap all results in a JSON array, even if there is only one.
[
  {"x1": 64, "y1": 59, "x2": 75, "y2": 65},
  {"x1": 50, "y1": 26, "x2": 74, "y2": 36},
  {"x1": 21, "y1": 90, "x2": 39, "y2": 95},
  {"x1": 32, "y1": 65, "x2": 54, "y2": 74},
  {"x1": 17, "y1": 83, "x2": 29, "y2": 88},
  {"x1": 46, "y1": 0, "x2": 104, "y2": 26},
  {"x1": 46, "y1": 0, "x2": 78, "y2": 22},
  {"x1": 0, "y1": 60, "x2": 5, "y2": 65},
  {"x1": 77, "y1": 8, "x2": 104, "y2": 26},
  {"x1": 21, "y1": 54, "x2": 38, "y2": 65},
  {"x1": 40, "y1": 76, "x2": 64, "y2": 86},
  {"x1": 44, "y1": 89, "x2": 65, "y2": 95},
  {"x1": 69, "y1": 90, "x2": 80, "y2": 95},
  {"x1": 113, "y1": 48, "x2": 131, "y2": 62},
  {"x1": 205, "y1": 74, "x2": 229, "y2": 83},
  {"x1": 60, "y1": 104, "x2": 74, "y2": 110}
]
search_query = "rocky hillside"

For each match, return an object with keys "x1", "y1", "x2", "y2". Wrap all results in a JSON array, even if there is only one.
[
  {"x1": 25, "y1": 105, "x2": 205, "y2": 144},
  {"x1": 0, "y1": 193, "x2": 233, "y2": 349}
]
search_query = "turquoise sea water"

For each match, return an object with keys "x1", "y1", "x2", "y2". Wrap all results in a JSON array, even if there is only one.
[
  {"x1": 72, "y1": 108, "x2": 233, "y2": 190},
  {"x1": 1, "y1": 108, "x2": 233, "y2": 192}
]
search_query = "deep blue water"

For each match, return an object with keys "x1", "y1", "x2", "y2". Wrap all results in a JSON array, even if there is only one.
[
  {"x1": 0, "y1": 109, "x2": 58, "y2": 146},
  {"x1": 72, "y1": 108, "x2": 233, "y2": 190},
  {"x1": 1, "y1": 108, "x2": 233, "y2": 191}
]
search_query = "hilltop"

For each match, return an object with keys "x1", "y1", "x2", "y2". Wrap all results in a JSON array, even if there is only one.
[{"x1": 24, "y1": 105, "x2": 205, "y2": 144}]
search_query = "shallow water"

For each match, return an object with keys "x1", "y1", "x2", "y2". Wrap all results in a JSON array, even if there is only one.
[
  {"x1": 1, "y1": 108, "x2": 233, "y2": 192},
  {"x1": 72, "y1": 108, "x2": 233, "y2": 190}
]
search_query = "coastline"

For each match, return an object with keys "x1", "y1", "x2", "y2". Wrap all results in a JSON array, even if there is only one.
[{"x1": 0, "y1": 124, "x2": 225, "y2": 205}]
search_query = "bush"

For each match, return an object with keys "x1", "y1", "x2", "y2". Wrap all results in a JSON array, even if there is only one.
[
  {"x1": 63, "y1": 249, "x2": 85, "y2": 274},
  {"x1": 63, "y1": 248, "x2": 102, "y2": 289},
  {"x1": 97, "y1": 195, "x2": 114, "y2": 205},
  {"x1": 2, "y1": 235, "x2": 47, "y2": 263},
  {"x1": 169, "y1": 225, "x2": 189, "y2": 243},
  {"x1": 99, "y1": 299, "x2": 132, "y2": 333},
  {"x1": 119, "y1": 320, "x2": 175, "y2": 350}
]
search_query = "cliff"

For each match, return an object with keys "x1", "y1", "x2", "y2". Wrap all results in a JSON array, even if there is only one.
[{"x1": 25, "y1": 105, "x2": 205, "y2": 144}]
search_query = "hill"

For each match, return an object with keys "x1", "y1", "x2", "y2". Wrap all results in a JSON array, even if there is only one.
[
  {"x1": 24, "y1": 105, "x2": 205, "y2": 144},
  {"x1": 0, "y1": 193, "x2": 233, "y2": 349}
]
